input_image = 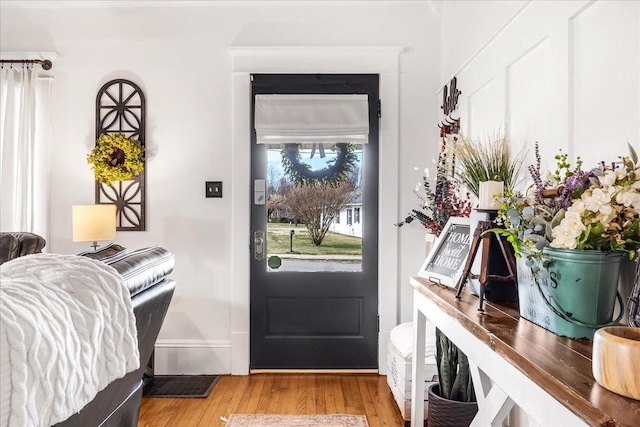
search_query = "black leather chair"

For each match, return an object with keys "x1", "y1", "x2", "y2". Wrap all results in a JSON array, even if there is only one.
[
  {"x1": 0, "y1": 232, "x2": 46, "y2": 264},
  {"x1": 0, "y1": 235, "x2": 175, "y2": 427},
  {"x1": 56, "y1": 244, "x2": 176, "y2": 427},
  {"x1": 56, "y1": 272, "x2": 175, "y2": 426}
]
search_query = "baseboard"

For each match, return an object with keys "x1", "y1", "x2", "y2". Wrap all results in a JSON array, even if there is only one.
[
  {"x1": 231, "y1": 331, "x2": 249, "y2": 375},
  {"x1": 250, "y1": 369, "x2": 379, "y2": 374},
  {"x1": 379, "y1": 329, "x2": 390, "y2": 375},
  {"x1": 154, "y1": 340, "x2": 231, "y2": 375},
  {"x1": 154, "y1": 336, "x2": 390, "y2": 375}
]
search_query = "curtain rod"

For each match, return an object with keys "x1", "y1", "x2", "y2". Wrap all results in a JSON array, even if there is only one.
[{"x1": 0, "y1": 59, "x2": 52, "y2": 70}]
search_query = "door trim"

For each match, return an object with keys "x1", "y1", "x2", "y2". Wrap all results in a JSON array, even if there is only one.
[{"x1": 230, "y1": 46, "x2": 403, "y2": 375}]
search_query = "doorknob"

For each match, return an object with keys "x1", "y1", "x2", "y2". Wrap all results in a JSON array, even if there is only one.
[{"x1": 254, "y1": 230, "x2": 265, "y2": 261}]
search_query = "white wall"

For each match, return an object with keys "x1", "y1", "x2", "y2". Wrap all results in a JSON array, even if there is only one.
[
  {"x1": 0, "y1": 1, "x2": 441, "y2": 374},
  {"x1": 441, "y1": 0, "x2": 639, "y2": 174},
  {"x1": 440, "y1": 1, "x2": 639, "y2": 425}
]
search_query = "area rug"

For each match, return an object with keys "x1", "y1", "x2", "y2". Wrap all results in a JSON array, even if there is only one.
[
  {"x1": 143, "y1": 375, "x2": 220, "y2": 398},
  {"x1": 224, "y1": 414, "x2": 369, "y2": 427}
]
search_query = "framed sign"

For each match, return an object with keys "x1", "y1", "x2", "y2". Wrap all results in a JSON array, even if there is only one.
[{"x1": 418, "y1": 217, "x2": 471, "y2": 287}]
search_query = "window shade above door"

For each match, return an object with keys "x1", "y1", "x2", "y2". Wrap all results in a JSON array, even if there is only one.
[{"x1": 254, "y1": 94, "x2": 369, "y2": 144}]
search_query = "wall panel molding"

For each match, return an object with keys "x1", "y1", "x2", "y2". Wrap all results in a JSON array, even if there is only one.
[
  {"x1": 443, "y1": 0, "x2": 609, "y2": 171},
  {"x1": 438, "y1": 0, "x2": 531, "y2": 90},
  {"x1": 569, "y1": 0, "x2": 639, "y2": 166},
  {"x1": 567, "y1": 0, "x2": 597, "y2": 160},
  {"x1": 465, "y1": 77, "x2": 497, "y2": 137},
  {"x1": 504, "y1": 36, "x2": 550, "y2": 150}
]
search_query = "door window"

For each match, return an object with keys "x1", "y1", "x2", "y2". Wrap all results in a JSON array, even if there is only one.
[{"x1": 265, "y1": 144, "x2": 363, "y2": 273}]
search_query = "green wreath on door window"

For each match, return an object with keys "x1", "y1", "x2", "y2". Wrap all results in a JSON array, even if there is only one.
[
  {"x1": 280, "y1": 143, "x2": 357, "y2": 187},
  {"x1": 88, "y1": 133, "x2": 144, "y2": 185}
]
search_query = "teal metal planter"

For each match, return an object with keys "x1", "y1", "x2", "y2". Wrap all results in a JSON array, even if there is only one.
[{"x1": 517, "y1": 247, "x2": 625, "y2": 340}]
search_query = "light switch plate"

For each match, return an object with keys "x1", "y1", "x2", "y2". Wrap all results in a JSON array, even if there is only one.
[{"x1": 206, "y1": 181, "x2": 222, "y2": 198}]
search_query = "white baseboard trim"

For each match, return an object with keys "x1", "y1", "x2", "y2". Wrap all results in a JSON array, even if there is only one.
[
  {"x1": 231, "y1": 331, "x2": 249, "y2": 375},
  {"x1": 154, "y1": 336, "x2": 390, "y2": 375},
  {"x1": 379, "y1": 330, "x2": 390, "y2": 375},
  {"x1": 154, "y1": 340, "x2": 231, "y2": 375}
]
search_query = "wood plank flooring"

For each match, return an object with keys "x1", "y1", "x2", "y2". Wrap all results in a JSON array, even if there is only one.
[{"x1": 138, "y1": 374, "x2": 405, "y2": 427}]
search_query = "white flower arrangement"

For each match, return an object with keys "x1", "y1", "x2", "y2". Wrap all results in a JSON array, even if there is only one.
[
  {"x1": 550, "y1": 147, "x2": 640, "y2": 254},
  {"x1": 495, "y1": 143, "x2": 640, "y2": 260}
]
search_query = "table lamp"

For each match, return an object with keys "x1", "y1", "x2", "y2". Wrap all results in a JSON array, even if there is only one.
[{"x1": 72, "y1": 204, "x2": 117, "y2": 251}]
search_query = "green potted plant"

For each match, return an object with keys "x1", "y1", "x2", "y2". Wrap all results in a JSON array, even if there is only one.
[
  {"x1": 452, "y1": 134, "x2": 526, "y2": 199},
  {"x1": 452, "y1": 134, "x2": 526, "y2": 302},
  {"x1": 427, "y1": 328, "x2": 477, "y2": 427}
]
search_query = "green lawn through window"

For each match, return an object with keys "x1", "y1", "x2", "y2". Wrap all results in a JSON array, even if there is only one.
[{"x1": 267, "y1": 222, "x2": 362, "y2": 255}]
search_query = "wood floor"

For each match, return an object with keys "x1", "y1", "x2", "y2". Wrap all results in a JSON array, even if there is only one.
[{"x1": 138, "y1": 374, "x2": 405, "y2": 426}]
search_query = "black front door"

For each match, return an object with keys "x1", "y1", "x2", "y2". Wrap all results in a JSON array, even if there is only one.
[{"x1": 250, "y1": 74, "x2": 379, "y2": 369}]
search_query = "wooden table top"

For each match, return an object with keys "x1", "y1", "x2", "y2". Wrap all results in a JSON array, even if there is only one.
[{"x1": 410, "y1": 276, "x2": 640, "y2": 427}]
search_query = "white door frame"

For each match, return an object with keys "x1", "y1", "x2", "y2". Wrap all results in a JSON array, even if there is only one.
[{"x1": 229, "y1": 46, "x2": 403, "y2": 375}]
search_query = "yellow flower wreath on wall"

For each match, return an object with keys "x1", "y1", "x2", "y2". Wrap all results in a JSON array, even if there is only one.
[{"x1": 88, "y1": 133, "x2": 144, "y2": 185}]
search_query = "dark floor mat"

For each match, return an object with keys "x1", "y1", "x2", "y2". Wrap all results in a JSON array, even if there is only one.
[{"x1": 143, "y1": 375, "x2": 220, "y2": 398}]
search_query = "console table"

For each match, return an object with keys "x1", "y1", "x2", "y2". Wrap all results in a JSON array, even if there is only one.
[{"x1": 410, "y1": 276, "x2": 640, "y2": 427}]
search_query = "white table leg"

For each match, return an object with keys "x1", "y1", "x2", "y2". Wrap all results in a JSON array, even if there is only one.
[
  {"x1": 411, "y1": 305, "x2": 427, "y2": 427},
  {"x1": 469, "y1": 361, "x2": 515, "y2": 427}
]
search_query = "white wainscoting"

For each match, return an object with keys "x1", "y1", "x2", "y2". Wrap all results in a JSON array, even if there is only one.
[
  {"x1": 439, "y1": 1, "x2": 639, "y2": 425},
  {"x1": 443, "y1": 0, "x2": 639, "y2": 175}
]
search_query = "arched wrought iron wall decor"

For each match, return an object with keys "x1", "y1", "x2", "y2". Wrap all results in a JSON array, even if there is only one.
[{"x1": 95, "y1": 79, "x2": 146, "y2": 231}]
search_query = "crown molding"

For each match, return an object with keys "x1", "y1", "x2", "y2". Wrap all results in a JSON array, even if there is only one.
[
  {"x1": 0, "y1": 52, "x2": 58, "y2": 61},
  {"x1": 229, "y1": 45, "x2": 404, "y2": 74},
  {"x1": 2, "y1": 0, "x2": 431, "y2": 8}
]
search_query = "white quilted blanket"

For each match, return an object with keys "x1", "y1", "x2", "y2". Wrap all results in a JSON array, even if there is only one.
[{"x1": 0, "y1": 254, "x2": 139, "y2": 427}]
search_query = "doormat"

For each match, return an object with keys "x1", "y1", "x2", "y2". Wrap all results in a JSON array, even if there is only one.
[
  {"x1": 222, "y1": 414, "x2": 369, "y2": 427},
  {"x1": 143, "y1": 375, "x2": 220, "y2": 398}
]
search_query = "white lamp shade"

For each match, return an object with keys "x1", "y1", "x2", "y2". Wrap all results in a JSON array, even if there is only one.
[
  {"x1": 254, "y1": 94, "x2": 369, "y2": 144},
  {"x1": 72, "y1": 205, "x2": 117, "y2": 242}
]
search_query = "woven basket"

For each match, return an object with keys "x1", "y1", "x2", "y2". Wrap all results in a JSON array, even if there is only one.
[
  {"x1": 629, "y1": 260, "x2": 640, "y2": 327},
  {"x1": 427, "y1": 384, "x2": 478, "y2": 427}
]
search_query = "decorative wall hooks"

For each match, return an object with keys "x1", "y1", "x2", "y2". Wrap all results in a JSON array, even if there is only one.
[
  {"x1": 440, "y1": 76, "x2": 461, "y2": 116},
  {"x1": 95, "y1": 79, "x2": 146, "y2": 231},
  {"x1": 439, "y1": 76, "x2": 462, "y2": 137}
]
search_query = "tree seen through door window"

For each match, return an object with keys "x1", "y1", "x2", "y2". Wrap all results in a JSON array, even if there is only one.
[{"x1": 268, "y1": 144, "x2": 361, "y2": 246}]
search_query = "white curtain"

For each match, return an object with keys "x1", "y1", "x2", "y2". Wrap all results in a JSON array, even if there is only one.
[
  {"x1": 254, "y1": 94, "x2": 369, "y2": 144},
  {"x1": 0, "y1": 66, "x2": 37, "y2": 232}
]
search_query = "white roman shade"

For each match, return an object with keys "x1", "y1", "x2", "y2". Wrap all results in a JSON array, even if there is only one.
[{"x1": 254, "y1": 94, "x2": 369, "y2": 144}]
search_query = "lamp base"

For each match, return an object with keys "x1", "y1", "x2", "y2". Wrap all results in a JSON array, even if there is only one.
[{"x1": 91, "y1": 241, "x2": 100, "y2": 251}]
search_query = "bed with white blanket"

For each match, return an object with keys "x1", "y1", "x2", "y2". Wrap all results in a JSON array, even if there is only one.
[{"x1": 0, "y1": 244, "x2": 175, "y2": 427}]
